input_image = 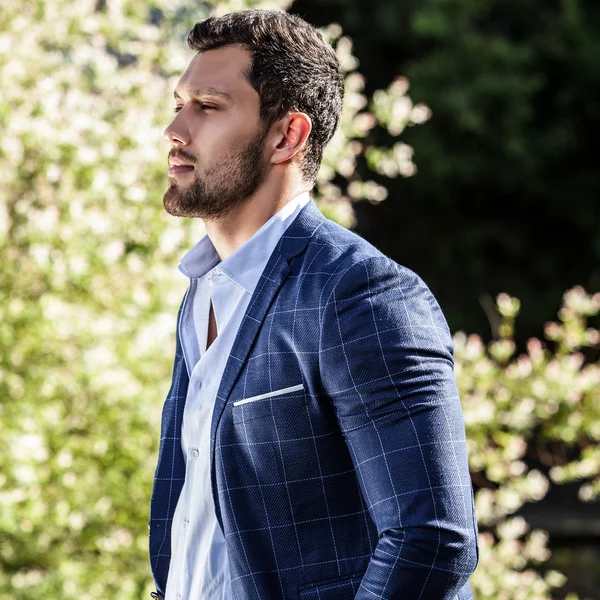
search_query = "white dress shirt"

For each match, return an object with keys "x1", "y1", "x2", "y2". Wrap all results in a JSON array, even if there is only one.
[{"x1": 164, "y1": 192, "x2": 311, "y2": 600}]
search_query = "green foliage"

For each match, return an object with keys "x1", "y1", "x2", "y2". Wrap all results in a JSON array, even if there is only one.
[
  {"x1": 292, "y1": 0, "x2": 600, "y2": 341},
  {"x1": 459, "y1": 287, "x2": 599, "y2": 599},
  {"x1": 1, "y1": 1, "x2": 598, "y2": 599}
]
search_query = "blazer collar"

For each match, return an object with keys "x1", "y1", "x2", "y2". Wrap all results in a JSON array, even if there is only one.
[
  {"x1": 208, "y1": 198, "x2": 325, "y2": 525},
  {"x1": 267, "y1": 197, "x2": 326, "y2": 270}
]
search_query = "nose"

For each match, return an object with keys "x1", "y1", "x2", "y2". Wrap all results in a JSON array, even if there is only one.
[{"x1": 164, "y1": 113, "x2": 190, "y2": 146}]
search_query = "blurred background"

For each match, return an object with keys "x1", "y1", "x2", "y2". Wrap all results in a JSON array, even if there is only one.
[{"x1": 0, "y1": 0, "x2": 599, "y2": 598}]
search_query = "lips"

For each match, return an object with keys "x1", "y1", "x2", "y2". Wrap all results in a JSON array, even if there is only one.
[
  {"x1": 168, "y1": 156, "x2": 195, "y2": 176},
  {"x1": 168, "y1": 164, "x2": 194, "y2": 175}
]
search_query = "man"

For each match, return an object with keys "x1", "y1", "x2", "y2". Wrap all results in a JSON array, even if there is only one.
[{"x1": 149, "y1": 9, "x2": 478, "y2": 600}]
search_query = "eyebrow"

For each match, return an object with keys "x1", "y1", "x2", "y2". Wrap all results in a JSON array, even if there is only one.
[{"x1": 174, "y1": 87, "x2": 233, "y2": 101}]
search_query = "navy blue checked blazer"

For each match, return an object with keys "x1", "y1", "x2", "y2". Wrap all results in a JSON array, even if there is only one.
[{"x1": 149, "y1": 199, "x2": 479, "y2": 599}]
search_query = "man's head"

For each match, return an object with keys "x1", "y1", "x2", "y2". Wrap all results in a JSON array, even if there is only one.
[{"x1": 163, "y1": 10, "x2": 344, "y2": 220}]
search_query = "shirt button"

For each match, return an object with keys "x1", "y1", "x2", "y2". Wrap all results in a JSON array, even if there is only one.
[
  {"x1": 191, "y1": 449, "x2": 199, "y2": 460},
  {"x1": 183, "y1": 519, "x2": 189, "y2": 530},
  {"x1": 208, "y1": 268, "x2": 223, "y2": 284},
  {"x1": 176, "y1": 595, "x2": 182, "y2": 600}
]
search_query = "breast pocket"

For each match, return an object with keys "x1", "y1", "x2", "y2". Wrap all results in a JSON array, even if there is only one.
[{"x1": 231, "y1": 383, "x2": 306, "y2": 425}]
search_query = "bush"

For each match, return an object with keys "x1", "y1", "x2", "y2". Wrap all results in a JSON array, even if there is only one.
[
  {"x1": 460, "y1": 287, "x2": 599, "y2": 599},
  {"x1": 291, "y1": 0, "x2": 600, "y2": 341}
]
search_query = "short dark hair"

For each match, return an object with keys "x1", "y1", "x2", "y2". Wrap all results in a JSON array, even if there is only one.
[{"x1": 187, "y1": 10, "x2": 344, "y2": 183}]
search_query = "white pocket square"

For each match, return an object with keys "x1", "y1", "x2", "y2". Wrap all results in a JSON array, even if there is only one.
[{"x1": 232, "y1": 384, "x2": 305, "y2": 407}]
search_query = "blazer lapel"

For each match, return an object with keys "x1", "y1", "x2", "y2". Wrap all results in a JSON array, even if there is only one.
[{"x1": 209, "y1": 199, "x2": 325, "y2": 519}]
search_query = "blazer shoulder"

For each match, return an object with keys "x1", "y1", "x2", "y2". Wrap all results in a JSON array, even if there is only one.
[
  {"x1": 301, "y1": 217, "x2": 446, "y2": 320},
  {"x1": 309, "y1": 217, "x2": 387, "y2": 265},
  {"x1": 304, "y1": 216, "x2": 416, "y2": 284},
  {"x1": 311, "y1": 221, "x2": 453, "y2": 346}
]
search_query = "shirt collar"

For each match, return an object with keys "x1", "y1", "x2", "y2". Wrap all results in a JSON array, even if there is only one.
[
  {"x1": 177, "y1": 235, "x2": 220, "y2": 280},
  {"x1": 178, "y1": 192, "x2": 311, "y2": 294}
]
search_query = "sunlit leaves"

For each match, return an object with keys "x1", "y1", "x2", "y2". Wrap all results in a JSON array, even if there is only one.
[{"x1": 460, "y1": 288, "x2": 599, "y2": 599}]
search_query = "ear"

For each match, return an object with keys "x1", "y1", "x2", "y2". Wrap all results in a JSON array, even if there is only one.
[{"x1": 270, "y1": 112, "x2": 312, "y2": 167}]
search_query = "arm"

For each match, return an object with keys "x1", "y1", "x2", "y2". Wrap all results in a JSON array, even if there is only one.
[{"x1": 319, "y1": 257, "x2": 479, "y2": 599}]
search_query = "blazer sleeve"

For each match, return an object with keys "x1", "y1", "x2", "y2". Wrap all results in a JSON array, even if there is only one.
[{"x1": 319, "y1": 256, "x2": 479, "y2": 599}]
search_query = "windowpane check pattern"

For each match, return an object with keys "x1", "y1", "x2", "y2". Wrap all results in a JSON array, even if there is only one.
[{"x1": 149, "y1": 200, "x2": 479, "y2": 599}]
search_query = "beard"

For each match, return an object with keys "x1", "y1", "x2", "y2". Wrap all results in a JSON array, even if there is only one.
[{"x1": 163, "y1": 125, "x2": 269, "y2": 220}]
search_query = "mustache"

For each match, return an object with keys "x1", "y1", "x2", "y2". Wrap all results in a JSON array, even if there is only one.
[{"x1": 168, "y1": 149, "x2": 197, "y2": 164}]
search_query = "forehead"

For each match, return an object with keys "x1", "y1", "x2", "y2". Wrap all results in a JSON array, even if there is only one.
[{"x1": 176, "y1": 45, "x2": 255, "y2": 100}]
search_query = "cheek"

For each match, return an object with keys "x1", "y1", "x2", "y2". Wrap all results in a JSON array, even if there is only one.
[
  {"x1": 216, "y1": 113, "x2": 263, "y2": 144},
  {"x1": 190, "y1": 112, "x2": 262, "y2": 156},
  {"x1": 190, "y1": 124, "x2": 227, "y2": 156}
]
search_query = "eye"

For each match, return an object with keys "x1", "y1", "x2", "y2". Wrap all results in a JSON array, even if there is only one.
[{"x1": 173, "y1": 103, "x2": 217, "y2": 114}]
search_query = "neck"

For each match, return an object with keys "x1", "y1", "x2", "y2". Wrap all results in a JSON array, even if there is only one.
[{"x1": 203, "y1": 176, "x2": 310, "y2": 261}]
